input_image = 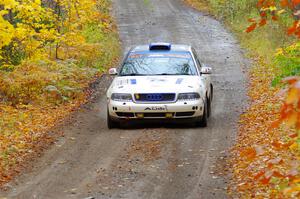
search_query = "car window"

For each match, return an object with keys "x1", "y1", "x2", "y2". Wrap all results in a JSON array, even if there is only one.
[
  {"x1": 192, "y1": 48, "x2": 202, "y2": 70},
  {"x1": 119, "y1": 52, "x2": 197, "y2": 76}
]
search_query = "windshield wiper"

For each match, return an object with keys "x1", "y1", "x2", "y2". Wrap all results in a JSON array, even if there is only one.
[
  {"x1": 120, "y1": 73, "x2": 147, "y2": 76},
  {"x1": 155, "y1": 73, "x2": 175, "y2": 76},
  {"x1": 155, "y1": 73, "x2": 191, "y2": 76}
]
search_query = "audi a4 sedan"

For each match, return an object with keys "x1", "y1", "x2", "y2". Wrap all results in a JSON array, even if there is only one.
[{"x1": 106, "y1": 43, "x2": 213, "y2": 128}]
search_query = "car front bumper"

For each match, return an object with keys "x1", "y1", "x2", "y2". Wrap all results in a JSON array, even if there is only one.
[{"x1": 107, "y1": 99, "x2": 205, "y2": 121}]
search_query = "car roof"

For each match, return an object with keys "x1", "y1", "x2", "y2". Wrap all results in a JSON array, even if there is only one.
[{"x1": 130, "y1": 43, "x2": 192, "y2": 53}]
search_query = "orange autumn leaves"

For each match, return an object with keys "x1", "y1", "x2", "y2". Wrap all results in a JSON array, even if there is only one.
[
  {"x1": 246, "y1": 0, "x2": 300, "y2": 38},
  {"x1": 273, "y1": 77, "x2": 300, "y2": 130},
  {"x1": 229, "y1": 55, "x2": 300, "y2": 197},
  {"x1": 233, "y1": 61, "x2": 300, "y2": 197},
  {"x1": 239, "y1": 138, "x2": 294, "y2": 186}
]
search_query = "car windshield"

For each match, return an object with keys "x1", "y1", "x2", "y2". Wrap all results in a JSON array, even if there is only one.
[{"x1": 119, "y1": 52, "x2": 197, "y2": 76}]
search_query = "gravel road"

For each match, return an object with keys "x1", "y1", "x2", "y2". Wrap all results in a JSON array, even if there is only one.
[{"x1": 1, "y1": 0, "x2": 248, "y2": 198}]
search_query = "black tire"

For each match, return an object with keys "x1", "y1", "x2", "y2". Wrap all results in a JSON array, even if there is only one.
[
  {"x1": 107, "y1": 110, "x2": 118, "y2": 129},
  {"x1": 210, "y1": 84, "x2": 213, "y2": 101},
  {"x1": 207, "y1": 96, "x2": 211, "y2": 118},
  {"x1": 196, "y1": 99, "x2": 208, "y2": 127},
  {"x1": 208, "y1": 85, "x2": 213, "y2": 118}
]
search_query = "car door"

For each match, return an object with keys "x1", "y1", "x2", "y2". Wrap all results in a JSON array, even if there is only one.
[{"x1": 192, "y1": 49, "x2": 211, "y2": 98}]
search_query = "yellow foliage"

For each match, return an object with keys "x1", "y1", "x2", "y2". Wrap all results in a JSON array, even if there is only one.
[
  {"x1": 0, "y1": 0, "x2": 102, "y2": 64},
  {"x1": 0, "y1": 11, "x2": 14, "y2": 50},
  {"x1": 0, "y1": 0, "x2": 120, "y2": 185}
]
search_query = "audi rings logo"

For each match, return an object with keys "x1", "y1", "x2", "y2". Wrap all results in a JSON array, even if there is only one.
[{"x1": 146, "y1": 94, "x2": 163, "y2": 101}]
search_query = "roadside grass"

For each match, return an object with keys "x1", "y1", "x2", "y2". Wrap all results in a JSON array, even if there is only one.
[
  {"x1": 184, "y1": 0, "x2": 300, "y2": 197},
  {"x1": 0, "y1": 0, "x2": 120, "y2": 185},
  {"x1": 143, "y1": 0, "x2": 150, "y2": 6},
  {"x1": 185, "y1": 0, "x2": 211, "y2": 13}
]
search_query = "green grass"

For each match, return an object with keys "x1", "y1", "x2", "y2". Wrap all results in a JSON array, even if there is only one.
[
  {"x1": 143, "y1": 0, "x2": 151, "y2": 6},
  {"x1": 272, "y1": 43, "x2": 300, "y2": 86}
]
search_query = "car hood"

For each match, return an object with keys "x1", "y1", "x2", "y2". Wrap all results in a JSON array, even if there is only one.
[{"x1": 108, "y1": 75, "x2": 203, "y2": 94}]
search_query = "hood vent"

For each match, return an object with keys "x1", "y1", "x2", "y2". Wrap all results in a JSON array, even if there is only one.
[{"x1": 149, "y1": 43, "x2": 171, "y2": 51}]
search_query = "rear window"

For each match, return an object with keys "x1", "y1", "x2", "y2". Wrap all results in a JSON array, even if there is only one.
[{"x1": 119, "y1": 51, "x2": 197, "y2": 76}]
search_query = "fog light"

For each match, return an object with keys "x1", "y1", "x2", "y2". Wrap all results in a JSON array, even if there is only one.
[
  {"x1": 136, "y1": 113, "x2": 144, "y2": 118},
  {"x1": 165, "y1": 113, "x2": 173, "y2": 118}
]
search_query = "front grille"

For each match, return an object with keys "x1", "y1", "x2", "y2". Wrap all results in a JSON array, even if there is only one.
[
  {"x1": 116, "y1": 112, "x2": 134, "y2": 117},
  {"x1": 134, "y1": 93, "x2": 176, "y2": 102},
  {"x1": 142, "y1": 113, "x2": 174, "y2": 118},
  {"x1": 115, "y1": 111, "x2": 195, "y2": 118},
  {"x1": 175, "y1": 111, "x2": 195, "y2": 117}
]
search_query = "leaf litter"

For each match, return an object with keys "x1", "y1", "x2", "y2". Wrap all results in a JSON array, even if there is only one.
[{"x1": 228, "y1": 57, "x2": 300, "y2": 198}]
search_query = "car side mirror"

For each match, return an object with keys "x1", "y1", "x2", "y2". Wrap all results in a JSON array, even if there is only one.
[
  {"x1": 108, "y1": 68, "x2": 118, "y2": 75},
  {"x1": 201, "y1": 66, "x2": 212, "y2": 75}
]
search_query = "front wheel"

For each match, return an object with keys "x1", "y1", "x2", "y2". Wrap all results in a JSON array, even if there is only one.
[
  {"x1": 196, "y1": 99, "x2": 208, "y2": 127},
  {"x1": 107, "y1": 110, "x2": 119, "y2": 129},
  {"x1": 207, "y1": 96, "x2": 212, "y2": 118}
]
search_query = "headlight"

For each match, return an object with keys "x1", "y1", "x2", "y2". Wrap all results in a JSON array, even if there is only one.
[
  {"x1": 178, "y1": 92, "x2": 200, "y2": 100},
  {"x1": 111, "y1": 93, "x2": 132, "y2": 101}
]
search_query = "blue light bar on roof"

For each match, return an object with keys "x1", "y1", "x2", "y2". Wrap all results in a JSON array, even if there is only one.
[{"x1": 149, "y1": 42, "x2": 171, "y2": 51}]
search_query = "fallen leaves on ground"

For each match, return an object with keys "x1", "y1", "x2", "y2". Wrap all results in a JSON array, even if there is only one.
[
  {"x1": 0, "y1": 0, "x2": 120, "y2": 187},
  {"x1": 127, "y1": 131, "x2": 167, "y2": 163},
  {"x1": 0, "y1": 89, "x2": 88, "y2": 186},
  {"x1": 228, "y1": 56, "x2": 300, "y2": 198},
  {"x1": 184, "y1": 0, "x2": 212, "y2": 14}
]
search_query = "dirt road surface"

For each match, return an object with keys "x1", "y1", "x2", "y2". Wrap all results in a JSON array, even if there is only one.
[{"x1": 1, "y1": 0, "x2": 248, "y2": 198}]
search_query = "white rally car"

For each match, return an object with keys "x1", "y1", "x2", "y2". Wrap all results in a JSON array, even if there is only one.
[{"x1": 106, "y1": 43, "x2": 213, "y2": 128}]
